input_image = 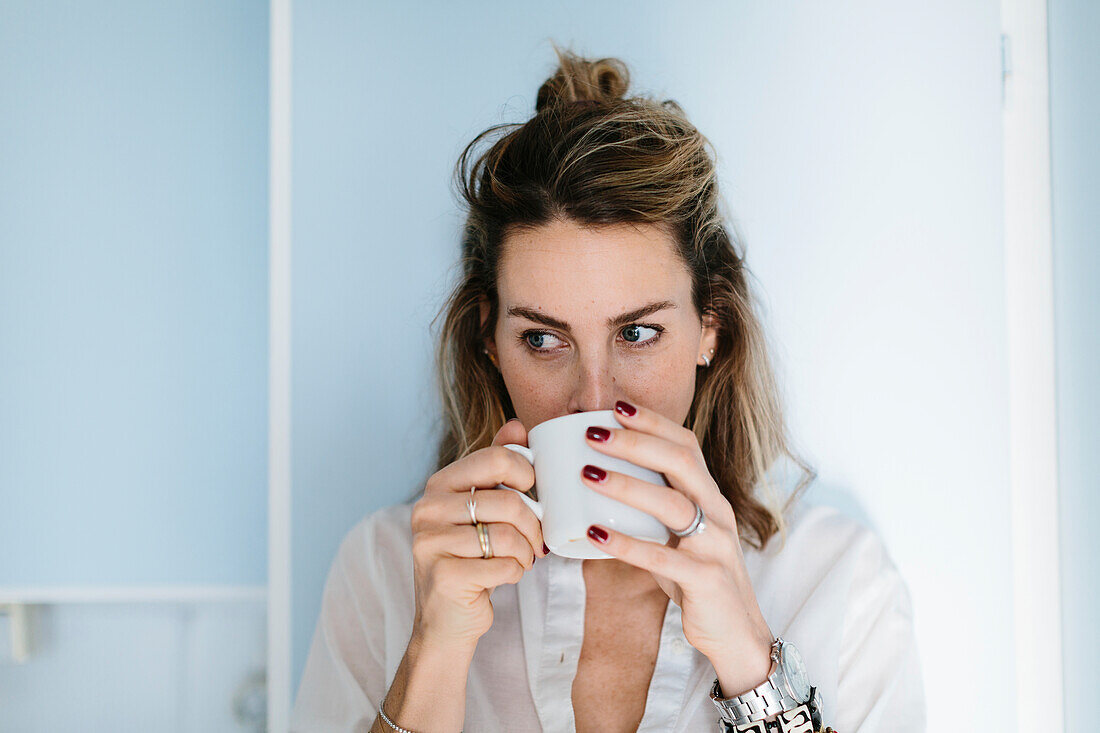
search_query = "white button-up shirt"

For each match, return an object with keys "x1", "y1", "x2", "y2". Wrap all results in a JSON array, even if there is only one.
[{"x1": 291, "y1": 493, "x2": 925, "y2": 732}]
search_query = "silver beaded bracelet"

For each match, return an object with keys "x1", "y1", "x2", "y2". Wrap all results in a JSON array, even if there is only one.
[
  {"x1": 378, "y1": 695, "x2": 417, "y2": 733},
  {"x1": 378, "y1": 695, "x2": 465, "y2": 733}
]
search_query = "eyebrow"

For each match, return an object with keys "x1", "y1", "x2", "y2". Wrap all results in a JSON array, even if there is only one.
[{"x1": 506, "y1": 300, "x2": 678, "y2": 331}]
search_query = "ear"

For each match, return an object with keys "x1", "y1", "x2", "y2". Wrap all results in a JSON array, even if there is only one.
[
  {"x1": 699, "y1": 309, "x2": 719, "y2": 361},
  {"x1": 478, "y1": 295, "x2": 497, "y2": 358}
]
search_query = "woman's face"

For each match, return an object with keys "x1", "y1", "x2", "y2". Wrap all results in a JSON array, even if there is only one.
[{"x1": 482, "y1": 217, "x2": 718, "y2": 430}]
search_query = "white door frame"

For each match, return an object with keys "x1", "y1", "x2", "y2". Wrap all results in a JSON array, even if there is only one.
[
  {"x1": 1001, "y1": 0, "x2": 1064, "y2": 730},
  {"x1": 268, "y1": 0, "x2": 292, "y2": 729}
]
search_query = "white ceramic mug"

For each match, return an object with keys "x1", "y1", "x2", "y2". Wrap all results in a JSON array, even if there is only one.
[{"x1": 494, "y1": 409, "x2": 671, "y2": 559}]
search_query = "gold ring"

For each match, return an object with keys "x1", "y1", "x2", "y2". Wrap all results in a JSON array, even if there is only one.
[{"x1": 475, "y1": 521, "x2": 493, "y2": 559}]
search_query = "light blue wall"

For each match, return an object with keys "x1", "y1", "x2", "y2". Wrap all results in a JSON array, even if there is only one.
[
  {"x1": 0, "y1": 0, "x2": 268, "y2": 586},
  {"x1": 1049, "y1": 2, "x2": 1100, "y2": 730}
]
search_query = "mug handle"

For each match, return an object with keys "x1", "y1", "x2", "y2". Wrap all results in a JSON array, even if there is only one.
[{"x1": 493, "y1": 444, "x2": 544, "y2": 521}]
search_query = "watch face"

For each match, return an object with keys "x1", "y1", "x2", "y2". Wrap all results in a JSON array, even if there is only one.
[{"x1": 779, "y1": 642, "x2": 811, "y2": 702}]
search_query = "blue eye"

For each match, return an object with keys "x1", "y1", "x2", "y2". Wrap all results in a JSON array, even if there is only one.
[
  {"x1": 523, "y1": 331, "x2": 564, "y2": 351},
  {"x1": 518, "y1": 324, "x2": 664, "y2": 354},
  {"x1": 621, "y1": 324, "x2": 661, "y2": 345}
]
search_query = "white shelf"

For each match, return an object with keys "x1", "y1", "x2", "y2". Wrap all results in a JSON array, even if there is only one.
[{"x1": 0, "y1": 586, "x2": 267, "y2": 605}]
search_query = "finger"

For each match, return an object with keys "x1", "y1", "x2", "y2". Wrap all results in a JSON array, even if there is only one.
[
  {"x1": 584, "y1": 423, "x2": 712, "y2": 508},
  {"x1": 611, "y1": 400, "x2": 699, "y2": 450},
  {"x1": 433, "y1": 556, "x2": 526, "y2": 591},
  {"x1": 492, "y1": 417, "x2": 529, "y2": 448},
  {"x1": 427, "y1": 443, "x2": 535, "y2": 496},
  {"x1": 585, "y1": 523, "x2": 692, "y2": 583},
  {"x1": 602, "y1": 405, "x2": 736, "y2": 527},
  {"x1": 455, "y1": 486, "x2": 546, "y2": 558},
  {"x1": 431, "y1": 522, "x2": 536, "y2": 569},
  {"x1": 580, "y1": 464, "x2": 697, "y2": 533}
]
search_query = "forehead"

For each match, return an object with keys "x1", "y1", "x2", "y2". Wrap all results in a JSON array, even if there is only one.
[{"x1": 497, "y1": 218, "x2": 692, "y2": 312}]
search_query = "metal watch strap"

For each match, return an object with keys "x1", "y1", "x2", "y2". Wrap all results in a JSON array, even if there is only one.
[
  {"x1": 710, "y1": 639, "x2": 803, "y2": 726},
  {"x1": 710, "y1": 675, "x2": 802, "y2": 725},
  {"x1": 718, "y1": 687, "x2": 824, "y2": 733}
]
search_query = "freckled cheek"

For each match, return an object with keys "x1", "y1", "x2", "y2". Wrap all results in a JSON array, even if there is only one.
[
  {"x1": 621, "y1": 348, "x2": 695, "y2": 409},
  {"x1": 501, "y1": 366, "x2": 567, "y2": 409},
  {"x1": 634, "y1": 359, "x2": 695, "y2": 401}
]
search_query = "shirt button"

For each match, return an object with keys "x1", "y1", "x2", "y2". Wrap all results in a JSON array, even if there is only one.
[{"x1": 672, "y1": 639, "x2": 687, "y2": 654}]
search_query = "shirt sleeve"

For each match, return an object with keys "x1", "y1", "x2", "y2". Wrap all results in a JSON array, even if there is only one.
[
  {"x1": 832, "y1": 527, "x2": 926, "y2": 732},
  {"x1": 290, "y1": 518, "x2": 388, "y2": 733}
]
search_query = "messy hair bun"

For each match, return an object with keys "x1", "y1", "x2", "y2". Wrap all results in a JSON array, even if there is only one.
[
  {"x1": 429, "y1": 43, "x2": 815, "y2": 550},
  {"x1": 535, "y1": 47, "x2": 630, "y2": 112}
]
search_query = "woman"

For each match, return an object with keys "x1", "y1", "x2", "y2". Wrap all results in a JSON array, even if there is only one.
[{"x1": 291, "y1": 47, "x2": 924, "y2": 733}]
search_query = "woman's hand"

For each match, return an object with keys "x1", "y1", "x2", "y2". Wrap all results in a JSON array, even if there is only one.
[
  {"x1": 581, "y1": 400, "x2": 775, "y2": 698},
  {"x1": 409, "y1": 419, "x2": 548, "y2": 652}
]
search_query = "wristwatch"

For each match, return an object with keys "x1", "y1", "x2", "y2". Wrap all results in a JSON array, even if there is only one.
[{"x1": 709, "y1": 637, "x2": 814, "y2": 727}]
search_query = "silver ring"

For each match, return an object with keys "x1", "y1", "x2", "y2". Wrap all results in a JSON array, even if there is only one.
[
  {"x1": 467, "y1": 486, "x2": 478, "y2": 524},
  {"x1": 670, "y1": 502, "x2": 705, "y2": 538},
  {"x1": 475, "y1": 521, "x2": 493, "y2": 559},
  {"x1": 701, "y1": 353, "x2": 711, "y2": 367}
]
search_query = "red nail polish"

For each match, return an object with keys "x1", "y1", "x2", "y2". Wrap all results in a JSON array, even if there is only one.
[
  {"x1": 543, "y1": 543, "x2": 550, "y2": 555},
  {"x1": 614, "y1": 400, "x2": 636, "y2": 417},
  {"x1": 586, "y1": 426, "x2": 610, "y2": 442},
  {"x1": 587, "y1": 525, "x2": 609, "y2": 543},
  {"x1": 582, "y1": 464, "x2": 607, "y2": 482}
]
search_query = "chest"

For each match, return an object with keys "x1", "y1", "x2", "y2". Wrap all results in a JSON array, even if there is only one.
[{"x1": 571, "y1": 592, "x2": 670, "y2": 733}]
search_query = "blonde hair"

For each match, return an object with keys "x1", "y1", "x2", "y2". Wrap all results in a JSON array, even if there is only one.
[{"x1": 423, "y1": 44, "x2": 815, "y2": 549}]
